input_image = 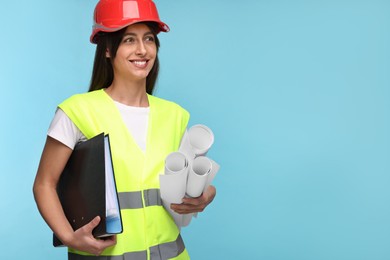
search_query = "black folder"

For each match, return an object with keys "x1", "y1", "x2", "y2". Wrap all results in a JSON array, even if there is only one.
[{"x1": 53, "y1": 133, "x2": 123, "y2": 247}]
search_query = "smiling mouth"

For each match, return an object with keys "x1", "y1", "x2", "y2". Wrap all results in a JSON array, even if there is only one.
[{"x1": 130, "y1": 60, "x2": 149, "y2": 68}]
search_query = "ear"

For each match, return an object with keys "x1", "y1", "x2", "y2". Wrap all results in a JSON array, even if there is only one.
[{"x1": 105, "y1": 48, "x2": 111, "y2": 58}]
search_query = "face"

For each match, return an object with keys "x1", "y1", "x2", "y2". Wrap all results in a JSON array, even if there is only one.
[{"x1": 109, "y1": 23, "x2": 157, "y2": 82}]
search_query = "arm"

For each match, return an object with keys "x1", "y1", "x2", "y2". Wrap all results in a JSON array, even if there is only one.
[
  {"x1": 33, "y1": 136, "x2": 116, "y2": 255},
  {"x1": 170, "y1": 185, "x2": 216, "y2": 214}
]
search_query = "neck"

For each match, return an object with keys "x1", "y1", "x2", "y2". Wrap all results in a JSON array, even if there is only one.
[{"x1": 105, "y1": 78, "x2": 149, "y2": 107}]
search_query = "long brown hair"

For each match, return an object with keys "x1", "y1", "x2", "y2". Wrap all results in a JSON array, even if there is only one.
[{"x1": 88, "y1": 22, "x2": 161, "y2": 95}]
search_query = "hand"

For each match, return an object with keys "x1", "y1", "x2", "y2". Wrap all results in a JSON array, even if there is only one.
[
  {"x1": 170, "y1": 185, "x2": 216, "y2": 214},
  {"x1": 64, "y1": 216, "x2": 116, "y2": 255}
]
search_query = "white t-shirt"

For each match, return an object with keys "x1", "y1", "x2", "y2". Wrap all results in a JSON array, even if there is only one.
[{"x1": 48, "y1": 101, "x2": 149, "y2": 152}]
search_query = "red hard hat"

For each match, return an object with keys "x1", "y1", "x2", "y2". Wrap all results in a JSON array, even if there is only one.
[{"x1": 90, "y1": 0, "x2": 170, "y2": 44}]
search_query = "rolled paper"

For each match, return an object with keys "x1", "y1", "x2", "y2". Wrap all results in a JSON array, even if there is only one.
[
  {"x1": 179, "y1": 125, "x2": 214, "y2": 160},
  {"x1": 163, "y1": 200, "x2": 183, "y2": 229},
  {"x1": 165, "y1": 152, "x2": 188, "y2": 175},
  {"x1": 183, "y1": 157, "x2": 218, "y2": 226},
  {"x1": 181, "y1": 213, "x2": 193, "y2": 227},
  {"x1": 160, "y1": 125, "x2": 219, "y2": 228},
  {"x1": 186, "y1": 156, "x2": 212, "y2": 198},
  {"x1": 203, "y1": 159, "x2": 220, "y2": 193},
  {"x1": 159, "y1": 152, "x2": 189, "y2": 204}
]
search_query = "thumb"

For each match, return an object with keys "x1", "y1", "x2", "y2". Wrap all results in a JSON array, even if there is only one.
[{"x1": 84, "y1": 216, "x2": 101, "y2": 233}]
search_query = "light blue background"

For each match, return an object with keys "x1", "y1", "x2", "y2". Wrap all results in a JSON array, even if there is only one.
[{"x1": 1, "y1": 0, "x2": 389, "y2": 259}]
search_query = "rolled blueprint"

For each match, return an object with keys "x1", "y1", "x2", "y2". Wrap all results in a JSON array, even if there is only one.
[
  {"x1": 186, "y1": 156, "x2": 212, "y2": 198},
  {"x1": 160, "y1": 152, "x2": 190, "y2": 228},
  {"x1": 165, "y1": 151, "x2": 188, "y2": 174},
  {"x1": 179, "y1": 124, "x2": 214, "y2": 160},
  {"x1": 181, "y1": 214, "x2": 192, "y2": 227},
  {"x1": 181, "y1": 156, "x2": 220, "y2": 227},
  {"x1": 160, "y1": 152, "x2": 189, "y2": 204},
  {"x1": 160, "y1": 124, "x2": 220, "y2": 228},
  {"x1": 203, "y1": 159, "x2": 220, "y2": 193}
]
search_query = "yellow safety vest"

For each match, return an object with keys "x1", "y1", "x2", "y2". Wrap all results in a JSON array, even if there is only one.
[{"x1": 59, "y1": 89, "x2": 190, "y2": 260}]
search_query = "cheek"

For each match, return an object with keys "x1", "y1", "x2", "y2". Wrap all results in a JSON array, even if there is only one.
[{"x1": 147, "y1": 45, "x2": 157, "y2": 57}]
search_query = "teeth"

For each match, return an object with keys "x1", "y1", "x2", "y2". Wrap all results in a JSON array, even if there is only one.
[{"x1": 132, "y1": 61, "x2": 146, "y2": 66}]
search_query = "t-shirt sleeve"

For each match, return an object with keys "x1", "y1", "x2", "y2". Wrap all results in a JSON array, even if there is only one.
[{"x1": 47, "y1": 108, "x2": 86, "y2": 149}]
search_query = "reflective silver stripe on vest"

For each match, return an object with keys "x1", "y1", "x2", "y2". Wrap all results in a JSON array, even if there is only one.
[
  {"x1": 150, "y1": 234, "x2": 185, "y2": 260},
  {"x1": 68, "y1": 235, "x2": 185, "y2": 260},
  {"x1": 69, "y1": 251, "x2": 146, "y2": 260},
  {"x1": 143, "y1": 189, "x2": 162, "y2": 207},
  {"x1": 118, "y1": 191, "x2": 143, "y2": 209},
  {"x1": 118, "y1": 189, "x2": 162, "y2": 209}
]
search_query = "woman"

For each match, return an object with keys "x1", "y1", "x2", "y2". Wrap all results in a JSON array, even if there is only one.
[{"x1": 33, "y1": 0, "x2": 216, "y2": 259}]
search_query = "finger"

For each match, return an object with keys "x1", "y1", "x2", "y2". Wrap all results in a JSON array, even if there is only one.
[
  {"x1": 98, "y1": 235, "x2": 117, "y2": 248},
  {"x1": 102, "y1": 235, "x2": 116, "y2": 243},
  {"x1": 206, "y1": 185, "x2": 216, "y2": 194},
  {"x1": 183, "y1": 186, "x2": 216, "y2": 205},
  {"x1": 174, "y1": 208, "x2": 202, "y2": 214},
  {"x1": 171, "y1": 202, "x2": 195, "y2": 209},
  {"x1": 171, "y1": 203, "x2": 204, "y2": 214},
  {"x1": 90, "y1": 236, "x2": 116, "y2": 256},
  {"x1": 182, "y1": 196, "x2": 206, "y2": 206},
  {"x1": 83, "y1": 216, "x2": 101, "y2": 233},
  {"x1": 203, "y1": 185, "x2": 216, "y2": 202}
]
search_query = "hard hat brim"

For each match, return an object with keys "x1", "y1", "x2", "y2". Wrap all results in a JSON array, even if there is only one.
[
  {"x1": 90, "y1": 20, "x2": 169, "y2": 43},
  {"x1": 90, "y1": 0, "x2": 169, "y2": 44}
]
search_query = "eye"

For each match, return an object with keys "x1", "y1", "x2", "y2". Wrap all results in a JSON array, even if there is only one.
[
  {"x1": 123, "y1": 36, "x2": 135, "y2": 43},
  {"x1": 145, "y1": 35, "x2": 155, "y2": 42}
]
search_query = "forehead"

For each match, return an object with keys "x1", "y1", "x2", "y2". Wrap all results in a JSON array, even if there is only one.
[{"x1": 124, "y1": 23, "x2": 152, "y2": 34}]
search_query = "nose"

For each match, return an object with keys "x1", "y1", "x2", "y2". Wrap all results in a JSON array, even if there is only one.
[{"x1": 135, "y1": 41, "x2": 147, "y2": 56}]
